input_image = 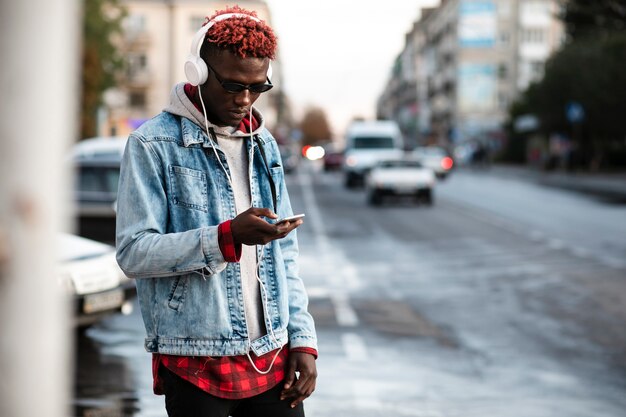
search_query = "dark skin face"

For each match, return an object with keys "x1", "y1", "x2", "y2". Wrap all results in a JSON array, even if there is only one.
[{"x1": 193, "y1": 49, "x2": 269, "y2": 127}]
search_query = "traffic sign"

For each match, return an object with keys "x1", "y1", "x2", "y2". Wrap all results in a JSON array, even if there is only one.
[{"x1": 566, "y1": 102, "x2": 585, "y2": 123}]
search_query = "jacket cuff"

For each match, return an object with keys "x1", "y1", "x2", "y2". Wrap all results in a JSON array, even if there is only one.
[
  {"x1": 218, "y1": 220, "x2": 242, "y2": 262},
  {"x1": 290, "y1": 347, "x2": 318, "y2": 359},
  {"x1": 201, "y1": 226, "x2": 227, "y2": 273}
]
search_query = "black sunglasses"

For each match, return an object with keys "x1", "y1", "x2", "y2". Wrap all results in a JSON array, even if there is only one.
[{"x1": 206, "y1": 63, "x2": 273, "y2": 94}]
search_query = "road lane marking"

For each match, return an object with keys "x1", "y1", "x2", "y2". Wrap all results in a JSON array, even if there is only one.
[
  {"x1": 547, "y1": 239, "x2": 565, "y2": 250},
  {"x1": 341, "y1": 332, "x2": 367, "y2": 361},
  {"x1": 570, "y1": 247, "x2": 591, "y2": 258},
  {"x1": 351, "y1": 378, "x2": 383, "y2": 410},
  {"x1": 306, "y1": 286, "x2": 330, "y2": 299},
  {"x1": 297, "y1": 167, "x2": 361, "y2": 291},
  {"x1": 332, "y1": 293, "x2": 359, "y2": 327},
  {"x1": 600, "y1": 256, "x2": 626, "y2": 269}
]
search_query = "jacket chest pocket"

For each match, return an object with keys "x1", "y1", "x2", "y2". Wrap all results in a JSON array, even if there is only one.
[
  {"x1": 168, "y1": 165, "x2": 208, "y2": 212},
  {"x1": 269, "y1": 165, "x2": 283, "y2": 202}
]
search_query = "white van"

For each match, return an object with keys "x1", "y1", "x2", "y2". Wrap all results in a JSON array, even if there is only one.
[{"x1": 342, "y1": 120, "x2": 403, "y2": 187}]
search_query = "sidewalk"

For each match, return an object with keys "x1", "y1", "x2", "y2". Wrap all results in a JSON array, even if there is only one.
[{"x1": 465, "y1": 164, "x2": 626, "y2": 202}]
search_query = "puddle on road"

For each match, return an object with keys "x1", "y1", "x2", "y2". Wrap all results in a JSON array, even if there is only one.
[
  {"x1": 73, "y1": 305, "x2": 163, "y2": 417},
  {"x1": 74, "y1": 331, "x2": 141, "y2": 417},
  {"x1": 353, "y1": 299, "x2": 459, "y2": 347}
]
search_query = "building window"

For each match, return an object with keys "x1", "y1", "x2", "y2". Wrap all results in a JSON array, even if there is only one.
[
  {"x1": 124, "y1": 14, "x2": 146, "y2": 34},
  {"x1": 499, "y1": 31, "x2": 510, "y2": 45},
  {"x1": 522, "y1": 28, "x2": 546, "y2": 44},
  {"x1": 190, "y1": 16, "x2": 206, "y2": 32},
  {"x1": 498, "y1": 92, "x2": 509, "y2": 110},
  {"x1": 129, "y1": 91, "x2": 146, "y2": 108},
  {"x1": 127, "y1": 52, "x2": 148, "y2": 79},
  {"x1": 530, "y1": 61, "x2": 544, "y2": 78},
  {"x1": 498, "y1": 63, "x2": 508, "y2": 79},
  {"x1": 498, "y1": 0, "x2": 511, "y2": 17}
]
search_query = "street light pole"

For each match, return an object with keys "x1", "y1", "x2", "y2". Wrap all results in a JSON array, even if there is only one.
[{"x1": 0, "y1": 1, "x2": 80, "y2": 416}]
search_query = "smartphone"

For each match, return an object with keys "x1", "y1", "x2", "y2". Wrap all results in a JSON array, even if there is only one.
[{"x1": 276, "y1": 213, "x2": 305, "y2": 225}]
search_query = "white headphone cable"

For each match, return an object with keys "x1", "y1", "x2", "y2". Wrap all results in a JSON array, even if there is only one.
[
  {"x1": 198, "y1": 86, "x2": 233, "y2": 186},
  {"x1": 197, "y1": 95, "x2": 282, "y2": 374},
  {"x1": 245, "y1": 242, "x2": 284, "y2": 374}
]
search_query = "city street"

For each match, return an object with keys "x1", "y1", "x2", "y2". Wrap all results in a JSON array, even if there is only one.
[{"x1": 74, "y1": 163, "x2": 626, "y2": 417}]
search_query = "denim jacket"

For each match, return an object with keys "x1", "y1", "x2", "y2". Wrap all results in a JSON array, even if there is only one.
[{"x1": 115, "y1": 109, "x2": 317, "y2": 357}]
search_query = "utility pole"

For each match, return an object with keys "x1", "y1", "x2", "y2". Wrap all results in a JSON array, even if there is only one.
[
  {"x1": 168, "y1": 0, "x2": 177, "y2": 89},
  {"x1": 0, "y1": 1, "x2": 80, "y2": 416}
]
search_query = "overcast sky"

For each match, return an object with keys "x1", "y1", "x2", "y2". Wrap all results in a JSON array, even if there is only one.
[{"x1": 264, "y1": 0, "x2": 441, "y2": 136}]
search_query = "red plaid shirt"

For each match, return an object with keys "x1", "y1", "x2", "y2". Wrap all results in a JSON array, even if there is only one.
[
  {"x1": 154, "y1": 346, "x2": 317, "y2": 399},
  {"x1": 152, "y1": 221, "x2": 318, "y2": 399},
  {"x1": 152, "y1": 220, "x2": 317, "y2": 399},
  {"x1": 152, "y1": 224, "x2": 318, "y2": 399}
]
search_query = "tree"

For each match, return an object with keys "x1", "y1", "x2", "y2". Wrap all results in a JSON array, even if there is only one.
[
  {"x1": 505, "y1": 1, "x2": 626, "y2": 169},
  {"x1": 299, "y1": 107, "x2": 333, "y2": 146},
  {"x1": 81, "y1": 0, "x2": 126, "y2": 139},
  {"x1": 509, "y1": 35, "x2": 626, "y2": 169},
  {"x1": 559, "y1": 0, "x2": 626, "y2": 40}
]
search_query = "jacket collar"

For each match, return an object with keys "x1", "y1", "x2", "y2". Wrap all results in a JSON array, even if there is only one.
[
  {"x1": 165, "y1": 82, "x2": 267, "y2": 148},
  {"x1": 181, "y1": 117, "x2": 208, "y2": 147}
]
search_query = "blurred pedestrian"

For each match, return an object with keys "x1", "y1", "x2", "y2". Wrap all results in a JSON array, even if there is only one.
[
  {"x1": 115, "y1": 6, "x2": 317, "y2": 416},
  {"x1": 472, "y1": 140, "x2": 489, "y2": 169}
]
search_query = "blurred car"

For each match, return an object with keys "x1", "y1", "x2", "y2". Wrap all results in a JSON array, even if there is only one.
[
  {"x1": 71, "y1": 136, "x2": 127, "y2": 243},
  {"x1": 365, "y1": 158, "x2": 436, "y2": 206},
  {"x1": 412, "y1": 146, "x2": 454, "y2": 179},
  {"x1": 343, "y1": 120, "x2": 404, "y2": 187},
  {"x1": 322, "y1": 143, "x2": 344, "y2": 171},
  {"x1": 57, "y1": 233, "x2": 135, "y2": 328}
]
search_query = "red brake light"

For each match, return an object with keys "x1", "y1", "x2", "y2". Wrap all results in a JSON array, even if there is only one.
[{"x1": 441, "y1": 157, "x2": 454, "y2": 170}]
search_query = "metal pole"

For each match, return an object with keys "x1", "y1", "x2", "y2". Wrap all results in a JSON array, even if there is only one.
[{"x1": 0, "y1": 1, "x2": 80, "y2": 416}]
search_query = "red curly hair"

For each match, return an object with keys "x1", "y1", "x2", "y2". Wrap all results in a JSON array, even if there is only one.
[{"x1": 201, "y1": 5, "x2": 277, "y2": 60}]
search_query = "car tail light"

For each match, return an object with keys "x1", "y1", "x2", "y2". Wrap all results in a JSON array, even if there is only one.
[
  {"x1": 305, "y1": 146, "x2": 325, "y2": 161},
  {"x1": 441, "y1": 157, "x2": 454, "y2": 170},
  {"x1": 345, "y1": 156, "x2": 358, "y2": 167}
]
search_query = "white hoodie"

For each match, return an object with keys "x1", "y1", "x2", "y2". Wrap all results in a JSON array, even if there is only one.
[{"x1": 164, "y1": 82, "x2": 266, "y2": 342}]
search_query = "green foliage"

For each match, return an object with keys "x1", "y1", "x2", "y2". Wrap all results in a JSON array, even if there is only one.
[
  {"x1": 512, "y1": 34, "x2": 626, "y2": 168},
  {"x1": 505, "y1": 1, "x2": 626, "y2": 169},
  {"x1": 559, "y1": 0, "x2": 626, "y2": 40},
  {"x1": 81, "y1": 0, "x2": 126, "y2": 139}
]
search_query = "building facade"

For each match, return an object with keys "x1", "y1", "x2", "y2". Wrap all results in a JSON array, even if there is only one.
[
  {"x1": 100, "y1": 0, "x2": 288, "y2": 138},
  {"x1": 377, "y1": 0, "x2": 563, "y2": 148}
]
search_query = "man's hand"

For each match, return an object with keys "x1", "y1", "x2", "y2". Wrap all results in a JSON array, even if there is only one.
[
  {"x1": 231, "y1": 207, "x2": 303, "y2": 246},
  {"x1": 280, "y1": 352, "x2": 317, "y2": 408}
]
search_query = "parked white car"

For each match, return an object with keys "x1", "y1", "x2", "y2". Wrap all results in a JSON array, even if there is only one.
[
  {"x1": 57, "y1": 233, "x2": 135, "y2": 328},
  {"x1": 365, "y1": 158, "x2": 436, "y2": 206},
  {"x1": 412, "y1": 146, "x2": 454, "y2": 179}
]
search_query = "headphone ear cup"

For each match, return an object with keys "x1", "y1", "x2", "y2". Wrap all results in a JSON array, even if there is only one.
[
  {"x1": 184, "y1": 55, "x2": 208, "y2": 86},
  {"x1": 266, "y1": 62, "x2": 273, "y2": 81}
]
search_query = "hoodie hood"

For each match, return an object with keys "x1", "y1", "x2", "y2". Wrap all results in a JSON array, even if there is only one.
[{"x1": 164, "y1": 82, "x2": 265, "y2": 140}]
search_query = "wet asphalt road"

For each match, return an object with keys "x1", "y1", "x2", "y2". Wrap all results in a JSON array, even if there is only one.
[{"x1": 74, "y1": 163, "x2": 626, "y2": 417}]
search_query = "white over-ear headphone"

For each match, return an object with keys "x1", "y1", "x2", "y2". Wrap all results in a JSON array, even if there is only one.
[{"x1": 184, "y1": 13, "x2": 273, "y2": 86}]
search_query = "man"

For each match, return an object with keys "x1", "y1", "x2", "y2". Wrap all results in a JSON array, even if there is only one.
[{"x1": 115, "y1": 6, "x2": 317, "y2": 417}]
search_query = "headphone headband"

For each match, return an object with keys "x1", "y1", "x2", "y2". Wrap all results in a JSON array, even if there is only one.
[
  {"x1": 184, "y1": 12, "x2": 271, "y2": 86},
  {"x1": 189, "y1": 13, "x2": 262, "y2": 56}
]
